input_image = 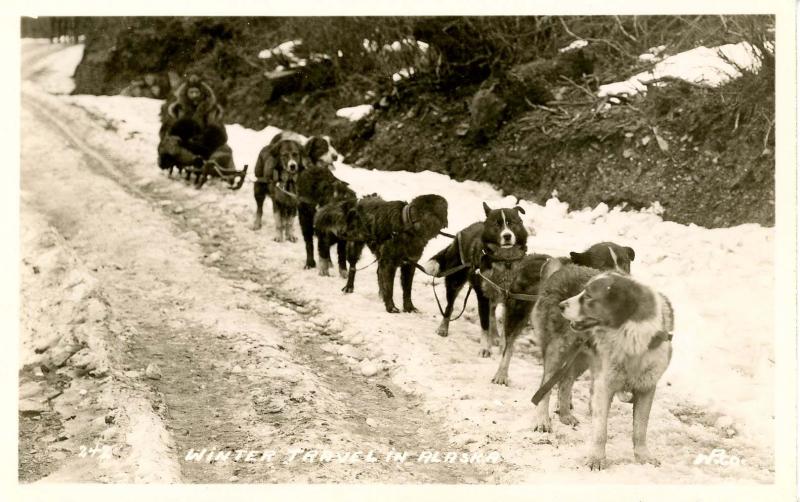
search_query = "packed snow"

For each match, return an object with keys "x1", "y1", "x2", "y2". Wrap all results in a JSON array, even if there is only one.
[
  {"x1": 21, "y1": 38, "x2": 84, "y2": 95},
  {"x1": 599, "y1": 41, "x2": 769, "y2": 98},
  {"x1": 26, "y1": 40, "x2": 776, "y2": 481}
]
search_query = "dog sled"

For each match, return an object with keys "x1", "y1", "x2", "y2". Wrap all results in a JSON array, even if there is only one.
[{"x1": 156, "y1": 77, "x2": 248, "y2": 191}]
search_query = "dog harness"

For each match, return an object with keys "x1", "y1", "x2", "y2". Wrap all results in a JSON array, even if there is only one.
[
  {"x1": 531, "y1": 336, "x2": 591, "y2": 405},
  {"x1": 648, "y1": 330, "x2": 674, "y2": 349},
  {"x1": 474, "y1": 246, "x2": 539, "y2": 303},
  {"x1": 401, "y1": 203, "x2": 413, "y2": 226}
]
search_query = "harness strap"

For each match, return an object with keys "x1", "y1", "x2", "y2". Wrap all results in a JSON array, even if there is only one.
[
  {"x1": 474, "y1": 270, "x2": 539, "y2": 303},
  {"x1": 531, "y1": 337, "x2": 590, "y2": 405},
  {"x1": 274, "y1": 182, "x2": 298, "y2": 200},
  {"x1": 648, "y1": 330, "x2": 674, "y2": 350},
  {"x1": 402, "y1": 204, "x2": 412, "y2": 226},
  {"x1": 481, "y1": 247, "x2": 527, "y2": 264},
  {"x1": 431, "y1": 273, "x2": 473, "y2": 320},
  {"x1": 353, "y1": 257, "x2": 378, "y2": 271}
]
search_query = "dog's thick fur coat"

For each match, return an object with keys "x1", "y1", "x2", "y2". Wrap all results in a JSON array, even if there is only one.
[
  {"x1": 345, "y1": 194, "x2": 448, "y2": 312},
  {"x1": 533, "y1": 267, "x2": 673, "y2": 470}
]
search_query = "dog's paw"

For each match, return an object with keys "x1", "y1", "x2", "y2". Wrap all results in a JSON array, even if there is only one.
[
  {"x1": 341, "y1": 285, "x2": 354, "y2": 294},
  {"x1": 491, "y1": 373, "x2": 509, "y2": 386},
  {"x1": 478, "y1": 348, "x2": 492, "y2": 358},
  {"x1": 286, "y1": 235, "x2": 298, "y2": 243},
  {"x1": 338, "y1": 268, "x2": 348, "y2": 279},
  {"x1": 385, "y1": 305, "x2": 400, "y2": 314},
  {"x1": 252, "y1": 222, "x2": 262, "y2": 231},
  {"x1": 634, "y1": 450, "x2": 660, "y2": 467},
  {"x1": 532, "y1": 416, "x2": 552, "y2": 433},
  {"x1": 403, "y1": 304, "x2": 418, "y2": 313},
  {"x1": 436, "y1": 325, "x2": 449, "y2": 337},
  {"x1": 558, "y1": 412, "x2": 580, "y2": 427},
  {"x1": 273, "y1": 236, "x2": 284, "y2": 243},
  {"x1": 586, "y1": 455, "x2": 607, "y2": 471},
  {"x1": 318, "y1": 269, "x2": 331, "y2": 277}
]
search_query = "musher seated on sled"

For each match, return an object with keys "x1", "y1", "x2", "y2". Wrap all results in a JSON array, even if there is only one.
[{"x1": 157, "y1": 74, "x2": 246, "y2": 189}]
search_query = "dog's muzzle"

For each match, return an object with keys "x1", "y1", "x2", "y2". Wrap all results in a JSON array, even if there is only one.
[
  {"x1": 500, "y1": 231, "x2": 515, "y2": 247},
  {"x1": 568, "y1": 319, "x2": 600, "y2": 331},
  {"x1": 287, "y1": 162, "x2": 298, "y2": 173}
]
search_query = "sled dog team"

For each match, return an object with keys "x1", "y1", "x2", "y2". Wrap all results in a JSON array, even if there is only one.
[{"x1": 248, "y1": 130, "x2": 674, "y2": 471}]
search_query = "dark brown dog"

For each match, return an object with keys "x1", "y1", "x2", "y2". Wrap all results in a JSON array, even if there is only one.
[{"x1": 344, "y1": 194, "x2": 448, "y2": 312}]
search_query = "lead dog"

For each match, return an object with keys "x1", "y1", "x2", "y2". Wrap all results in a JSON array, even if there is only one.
[{"x1": 533, "y1": 265, "x2": 673, "y2": 470}]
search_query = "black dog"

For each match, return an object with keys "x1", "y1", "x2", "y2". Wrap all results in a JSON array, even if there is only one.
[
  {"x1": 425, "y1": 203, "x2": 529, "y2": 347},
  {"x1": 344, "y1": 194, "x2": 448, "y2": 313},
  {"x1": 295, "y1": 167, "x2": 356, "y2": 275},
  {"x1": 313, "y1": 195, "x2": 361, "y2": 281}
]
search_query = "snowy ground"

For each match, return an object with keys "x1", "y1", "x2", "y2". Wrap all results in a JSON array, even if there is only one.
[{"x1": 19, "y1": 41, "x2": 776, "y2": 485}]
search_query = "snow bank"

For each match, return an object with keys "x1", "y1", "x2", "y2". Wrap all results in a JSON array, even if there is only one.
[
  {"x1": 336, "y1": 104, "x2": 373, "y2": 122},
  {"x1": 599, "y1": 41, "x2": 767, "y2": 98}
]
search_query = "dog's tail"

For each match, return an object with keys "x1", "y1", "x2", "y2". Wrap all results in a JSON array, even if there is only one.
[{"x1": 423, "y1": 239, "x2": 460, "y2": 277}]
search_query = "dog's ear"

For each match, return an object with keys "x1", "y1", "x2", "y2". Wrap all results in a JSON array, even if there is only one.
[
  {"x1": 540, "y1": 257, "x2": 563, "y2": 282},
  {"x1": 482, "y1": 202, "x2": 492, "y2": 216},
  {"x1": 569, "y1": 251, "x2": 584, "y2": 264},
  {"x1": 268, "y1": 140, "x2": 283, "y2": 159},
  {"x1": 624, "y1": 246, "x2": 636, "y2": 262},
  {"x1": 514, "y1": 205, "x2": 526, "y2": 215},
  {"x1": 304, "y1": 136, "x2": 327, "y2": 164}
]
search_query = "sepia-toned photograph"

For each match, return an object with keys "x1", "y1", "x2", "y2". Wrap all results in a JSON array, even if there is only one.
[{"x1": 11, "y1": 5, "x2": 796, "y2": 499}]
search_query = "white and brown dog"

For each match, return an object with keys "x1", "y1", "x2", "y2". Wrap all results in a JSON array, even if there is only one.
[
  {"x1": 533, "y1": 268, "x2": 673, "y2": 470},
  {"x1": 252, "y1": 132, "x2": 341, "y2": 238}
]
